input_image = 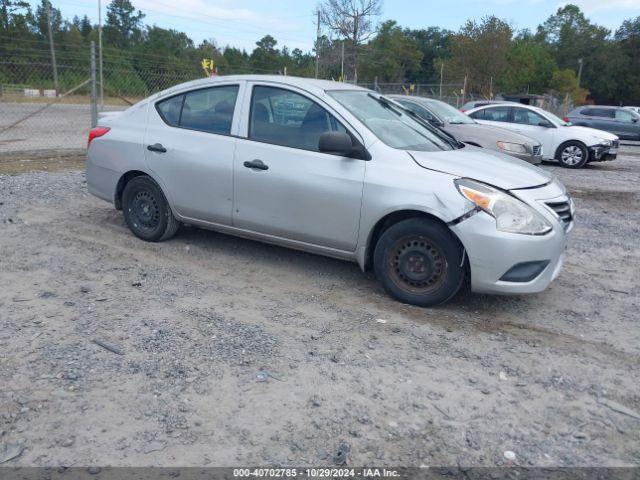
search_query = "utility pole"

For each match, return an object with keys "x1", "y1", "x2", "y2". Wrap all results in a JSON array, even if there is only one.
[
  {"x1": 315, "y1": 10, "x2": 320, "y2": 79},
  {"x1": 340, "y1": 40, "x2": 344, "y2": 80},
  {"x1": 577, "y1": 58, "x2": 583, "y2": 88},
  {"x1": 98, "y1": 0, "x2": 104, "y2": 107},
  {"x1": 46, "y1": 2, "x2": 59, "y2": 94},
  {"x1": 439, "y1": 60, "x2": 443, "y2": 99}
]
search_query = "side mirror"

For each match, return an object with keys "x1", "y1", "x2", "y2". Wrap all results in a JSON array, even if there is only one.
[
  {"x1": 538, "y1": 120, "x2": 553, "y2": 128},
  {"x1": 319, "y1": 131, "x2": 369, "y2": 159},
  {"x1": 429, "y1": 118, "x2": 444, "y2": 128},
  {"x1": 632, "y1": 118, "x2": 638, "y2": 123}
]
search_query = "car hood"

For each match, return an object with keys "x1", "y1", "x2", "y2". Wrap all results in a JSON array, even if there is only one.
[
  {"x1": 564, "y1": 125, "x2": 618, "y2": 141},
  {"x1": 409, "y1": 146, "x2": 552, "y2": 190},
  {"x1": 445, "y1": 123, "x2": 538, "y2": 146}
]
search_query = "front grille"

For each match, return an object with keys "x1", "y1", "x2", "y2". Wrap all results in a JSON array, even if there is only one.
[
  {"x1": 545, "y1": 198, "x2": 573, "y2": 231},
  {"x1": 532, "y1": 144, "x2": 542, "y2": 156}
]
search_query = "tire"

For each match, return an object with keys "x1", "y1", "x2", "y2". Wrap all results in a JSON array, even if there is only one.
[
  {"x1": 122, "y1": 175, "x2": 179, "y2": 242},
  {"x1": 556, "y1": 141, "x2": 588, "y2": 168},
  {"x1": 373, "y1": 218, "x2": 465, "y2": 307}
]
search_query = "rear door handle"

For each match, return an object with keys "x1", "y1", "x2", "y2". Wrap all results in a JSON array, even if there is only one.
[
  {"x1": 147, "y1": 143, "x2": 167, "y2": 153},
  {"x1": 243, "y1": 159, "x2": 269, "y2": 171}
]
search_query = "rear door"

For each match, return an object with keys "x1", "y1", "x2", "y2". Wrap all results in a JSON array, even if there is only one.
[
  {"x1": 583, "y1": 107, "x2": 615, "y2": 132},
  {"x1": 144, "y1": 82, "x2": 243, "y2": 224},
  {"x1": 232, "y1": 83, "x2": 366, "y2": 251}
]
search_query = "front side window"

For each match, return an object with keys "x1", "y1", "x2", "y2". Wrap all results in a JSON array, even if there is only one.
[
  {"x1": 249, "y1": 86, "x2": 346, "y2": 151},
  {"x1": 615, "y1": 109, "x2": 637, "y2": 122},
  {"x1": 328, "y1": 91, "x2": 455, "y2": 151},
  {"x1": 513, "y1": 108, "x2": 545, "y2": 126},
  {"x1": 156, "y1": 85, "x2": 239, "y2": 135}
]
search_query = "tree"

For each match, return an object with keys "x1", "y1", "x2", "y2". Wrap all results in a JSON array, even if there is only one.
[
  {"x1": 319, "y1": 0, "x2": 382, "y2": 80},
  {"x1": 403, "y1": 27, "x2": 453, "y2": 83},
  {"x1": 251, "y1": 35, "x2": 279, "y2": 73},
  {"x1": 537, "y1": 5, "x2": 612, "y2": 102},
  {"x1": 550, "y1": 69, "x2": 588, "y2": 104},
  {"x1": 359, "y1": 20, "x2": 422, "y2": 83},
  {"x1": 104, "y1": 0, "x2": 144, "y2": 49},
  {"x1": 448, "y1": 16, "x2": 513, "y2": 96},
  {"x1": 0, "y1": 0, "x2": 29, "y2": 30},
  {"x1": 614, "y1": 16, "x2": 640, "y2": 104},
  {"x1": 500, "y1": 35, "x2": 557, "y2": 93}
]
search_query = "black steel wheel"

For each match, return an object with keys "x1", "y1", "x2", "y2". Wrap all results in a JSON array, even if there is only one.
[
  {"x1": 374, "y1": 218, "x2": 465, "y2": 307},
  {"x1": 122, "y1": 175, "x2": 179, "y2": 242}
]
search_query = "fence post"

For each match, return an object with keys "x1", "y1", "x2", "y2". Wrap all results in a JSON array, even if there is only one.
[{"x1": 90, "y1": 41, "x2": 98, "y2": 128}]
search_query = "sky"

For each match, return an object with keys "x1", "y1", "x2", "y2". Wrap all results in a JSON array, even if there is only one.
[{"x1": 41, "y1": 0, "x2": 640, "y2": 52}]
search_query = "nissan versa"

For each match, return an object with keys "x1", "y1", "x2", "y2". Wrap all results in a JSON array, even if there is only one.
[{"x1": 87, "y1": 76, "x2": 574, "y2": 307}]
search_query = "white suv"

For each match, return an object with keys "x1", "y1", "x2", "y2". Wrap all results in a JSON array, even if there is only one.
[{"x1": 466, "y1": 103, "x2": 618, "y2": 168}]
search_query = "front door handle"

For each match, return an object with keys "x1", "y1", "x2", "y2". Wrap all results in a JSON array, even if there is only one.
[
  {"x1": 243, "y1": 159, "x2": 269, "y2": 171},
  {"x1": 147, "y1": 143, "x2": 167, "y2": 153}
]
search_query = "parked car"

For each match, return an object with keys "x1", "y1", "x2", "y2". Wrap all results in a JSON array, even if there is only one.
[
  {"x1": 566, "y1": 105, "x2": 640, "y2": 140},
  {"x1": 466, "y1": 103, "x2": 619, "y2": 168},
  {"x1": 87, "y1": 75, "x2": 573, "y2": 307},
  {"x1": 388, "y1": 95, "x2": 543, "y2": 164}
]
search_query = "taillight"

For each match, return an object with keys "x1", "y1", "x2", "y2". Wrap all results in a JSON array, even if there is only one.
[
  {"x1": 563, "y1": 117, "x2": 569, "y2": 123},
  {"x1": 88, "y1": 126, "x2": 110, "y2": 147}
]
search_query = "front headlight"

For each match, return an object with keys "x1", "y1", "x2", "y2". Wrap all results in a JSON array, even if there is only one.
[
  {"x1": 496, "y1": 141, "x2": 527, "y2": 154},
  {"x1": 598, "y1": 139, "x2": 612, "y2": 146},
  {"x1": 454, "y1": 178, "x2": 552, "y2": 235}
]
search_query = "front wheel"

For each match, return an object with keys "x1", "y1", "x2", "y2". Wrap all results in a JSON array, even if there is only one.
[
  {"x1": 373, "y1": 218, "x2": 465, "y2": 307},
  {"x1": 556, "y1": 141, "x2": 588, "y2": 168},
  {"x1": 122, "y1": 175, "x2": 179, "y2": 242}
]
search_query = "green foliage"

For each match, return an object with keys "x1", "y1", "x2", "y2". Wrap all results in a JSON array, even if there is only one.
[
  {"x1": 0, "y1": 0, "x2": 639, "y2": 104},
  {"x1": 360, "y1": 20, "x2": 423, "y2": 82},
  {"x1": 500, "y1": 37, "x2": 557, "y2": 93}
]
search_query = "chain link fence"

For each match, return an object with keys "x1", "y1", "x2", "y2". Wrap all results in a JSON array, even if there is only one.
[{"x1": 1, "y1": 44, "x2": 573, "y2": 157}]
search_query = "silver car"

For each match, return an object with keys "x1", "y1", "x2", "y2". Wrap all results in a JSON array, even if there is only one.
[
  {"x1": 87, "y1": 75, "x2": 573, "y2": 307},
  {"x1": 388, "y1": 95, "x2": 543, "y2": 164}
]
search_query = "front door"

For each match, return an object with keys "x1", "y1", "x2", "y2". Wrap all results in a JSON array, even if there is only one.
[
  {"x1": 232, "y1": 84, "x2": 366, "y2": 252},
  {"x1": 144, "y1": 83, "x2": 241, "y2": 224},
  {"x1": 510, "y1": 107, "x2": 557, "y2": 158}
]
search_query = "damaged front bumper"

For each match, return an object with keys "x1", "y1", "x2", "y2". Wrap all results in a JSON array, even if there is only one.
[{"x1": 589, "y1": 140, "x2": 619, "y2": 162}]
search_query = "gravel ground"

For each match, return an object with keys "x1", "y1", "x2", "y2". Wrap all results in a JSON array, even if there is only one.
[{"x1": 0, "y1": 150, "x2": 639, "y2": 468}]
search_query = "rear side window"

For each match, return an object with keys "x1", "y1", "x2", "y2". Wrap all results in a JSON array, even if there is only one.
[
  {"x1": 156, "y1": 85, "x2": 239, "y2": 135},
  {"x1": 583, "y1": 108, "x2": 614, "y2": 118},
  {"x1": 249, "y1": 86, "x2": 346, "y2": 151},
  {"x1": 478, "y1": 106, "x2": 510, "y2": 122},
  {"x1": 157, "y1": 95, "x2": 183, "y2": 126}
]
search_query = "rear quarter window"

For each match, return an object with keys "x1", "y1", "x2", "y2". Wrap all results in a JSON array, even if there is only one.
[{"x1": 157, "y1": 95, "x2": 184, "y2": 126}]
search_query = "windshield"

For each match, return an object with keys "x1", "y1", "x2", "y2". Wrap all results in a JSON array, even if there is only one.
[
  {"x1": 424, "y1": 99, "x2": 475, "y2": 124},
  {"x1": 539, "y1": 109, "x2": 569, "y2": 126},
  {"x1": 328, "y1": 91, "x2": 456, "y2": 152}
]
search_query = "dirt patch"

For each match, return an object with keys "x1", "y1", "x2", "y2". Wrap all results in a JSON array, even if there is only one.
[
  {"x1": 0, "y1": 151, "x2": 85, "y2": 175},
  {"x1": 0, "y1": 154, "x2": 639, "y2": 468}
]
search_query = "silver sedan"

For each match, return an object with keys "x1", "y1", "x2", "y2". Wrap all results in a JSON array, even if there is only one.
[{"x1": 87, "y1": 75, "x2": 573, "y2": 306}]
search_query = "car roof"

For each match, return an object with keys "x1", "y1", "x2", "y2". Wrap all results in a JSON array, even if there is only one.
[{"x1": 155, "y1": 75, "x2": 369, "y2": 99}]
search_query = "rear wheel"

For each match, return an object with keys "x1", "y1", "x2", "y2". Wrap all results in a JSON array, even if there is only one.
[
  {"x1": 373, "y1": 218, "x2": 465, "y2": 307},
  {"x1": 122, "y1": 176, "x2": 179, "y2": 242},
  {"x1": 556, "y1": 141, "x2": 588, "y2": 168}
]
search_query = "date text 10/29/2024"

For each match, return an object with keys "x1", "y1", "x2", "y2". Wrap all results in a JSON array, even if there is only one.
[{"x1": 233, "y1": 468, "x2": 400, "y2": 478}]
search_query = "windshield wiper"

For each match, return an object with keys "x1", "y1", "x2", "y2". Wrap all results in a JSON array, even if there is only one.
[{"x1": 367, "y1": 93, "x2": 401, "y2": 116}]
